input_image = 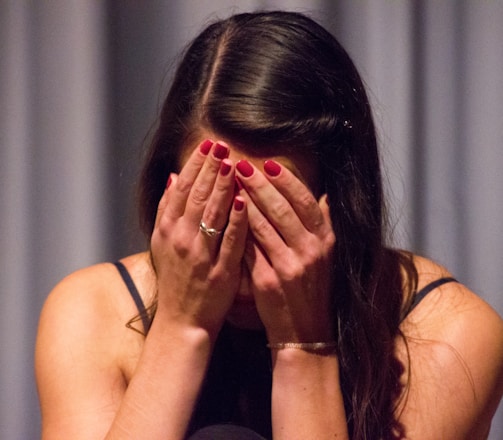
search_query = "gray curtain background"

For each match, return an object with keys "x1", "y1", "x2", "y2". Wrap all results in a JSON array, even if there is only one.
[{"x1": 1, "y1": 1, "x2": 502, "y2": 438}]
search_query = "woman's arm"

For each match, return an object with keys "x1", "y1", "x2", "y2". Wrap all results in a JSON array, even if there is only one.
[
  {"x1": 36, "y1": 265, "x2": 129, "y2": 439},
  {"x1": 236, "y1": 159, "x2": 349, "y2": 439},
  {"x1": 36, "y1": 140, "x2": 248, "y2": 439},
  {"x1": 235, "y1": 158, "x2": 503, "y2": 439},
  {"x1": 271, "y1": 349, "x2": 347, "y2": 439},
  {"x1": 36, "y1": 275, "x2": 214, "y2": 439},
  {"x1": 105, "y1": 313, "x2": 214, "y2": 439},
  {"x1": 397, "y1": 267, "x2": 503, "y2": 440}
]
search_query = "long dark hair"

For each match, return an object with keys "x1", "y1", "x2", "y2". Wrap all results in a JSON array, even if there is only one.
[{"x1": 138, "y1": 11, "x2": 417, "y2": 439}]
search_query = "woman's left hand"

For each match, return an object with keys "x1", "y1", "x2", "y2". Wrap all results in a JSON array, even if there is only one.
[{"x1": 236, "y1": 159, "x2": 336, "y2": 344}]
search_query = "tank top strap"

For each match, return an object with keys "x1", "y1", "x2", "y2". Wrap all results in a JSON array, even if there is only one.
[
  {"x1": 408, "y1": 277, "x2": 457, "y2": 314},
  {"x1": 113, "y1": 261, "x2": 150, "y2": 333}
]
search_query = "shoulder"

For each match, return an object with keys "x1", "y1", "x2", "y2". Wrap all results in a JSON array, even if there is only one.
[
  {"x1": 38, "y1": 260, "x2": 130, "y2": 334},
  {"x1": 403, "y1": 254, "x2": 502, "y2": 343},
  {"x1": 397, "y1": 254, "x2": 503, "y2": 438},
  {"x1": 35, "y1": 253, "x2": 153, "y2": 384},
  {"x1": 35, "y1": 253, "x2": 153, "y2": 435},
  {"x1": 38, "y1": 252, "x2": 153, "y2": 328},
  {"x1": 402, "y1": 254, "x2": 503, "y2": 377}
]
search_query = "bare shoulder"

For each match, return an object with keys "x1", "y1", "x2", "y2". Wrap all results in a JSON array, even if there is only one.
[
  {"x1": 397, "y1": 254, "x2": 503, "y2": 439},
  {"x1": 41, "y1": 262, "x2": 120, "y2": 316},
  {"x1": 38, "y1": 260, "x2": 133, "y2": 340},
  {"x1": 403, "y1": 254, "x2": 503, "y2": 343},
  {"x1": 36, "y1": 253, "x2": 153, "y2": 370},
  {"x1": 35, "y1": 253, "x2": 152, "y2": 437}
]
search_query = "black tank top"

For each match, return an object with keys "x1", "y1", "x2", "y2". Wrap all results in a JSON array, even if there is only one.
[{"x1": 113, "y1": 261, "x2": 456, "y2": 439}]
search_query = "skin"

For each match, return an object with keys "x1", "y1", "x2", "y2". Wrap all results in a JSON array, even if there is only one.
[{"x1": 35, "y1": 138, "x2": 503, "y2": 439}]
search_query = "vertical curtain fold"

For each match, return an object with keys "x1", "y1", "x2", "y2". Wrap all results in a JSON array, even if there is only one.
[
  {"x1": 0, "y1": 3, "x2": 34, "y2": 438},
  {"x1": 1, "y1": 2, "x2": 107, "y2": 438}
]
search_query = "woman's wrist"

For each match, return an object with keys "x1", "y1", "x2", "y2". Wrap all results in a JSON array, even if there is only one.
[
  {"x1": 270, "y1": 343, "x2": 346, "y2": 439},
  {"x1": 153, "y1": 292, "x2": 227, "y2": 343},
  {"x1": 265, "y1": 322, "x2": 336, "y2": 355},
  {"x1": 271, "y1": 344, "x2": 339, "y2": 370},
  {"x1": 148, "y1": 307, "x2": 218, "y2": 349}
]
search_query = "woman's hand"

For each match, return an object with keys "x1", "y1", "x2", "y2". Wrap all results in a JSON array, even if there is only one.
[
  {"x1": 150, "y1": 140, "x2": 248, "y2": 337},
  {"x1": 235, "y1": 159, "x2": 336, "y2": 344}
]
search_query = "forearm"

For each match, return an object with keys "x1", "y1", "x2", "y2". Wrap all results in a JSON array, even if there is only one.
[
  {"x1": 105, "y1": 313, "x2": 214, "y2": 440},
  {"x1": 271, "y1": 349, "x2": 348, "y2": 440}
]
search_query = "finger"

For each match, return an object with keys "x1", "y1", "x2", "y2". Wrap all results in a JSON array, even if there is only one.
[
  {"x1": 183, "y1": 142, "x2": 230, "y2": 225},
  {"x1": 165, "y1": 139, "x2": 214, "y2": 219},
  {"x1": 243, "y1": 239, "x2": 282, "y2": 307},
  {"x1": 318, "y1": 194, "x2": 333, "y2": 231},
  {"x1": 239, "y1": 188, "x2": 288, "y2": 258},
  {"x1": 217, "y1": 195, "x2": 249, "y2": 268},
  {"x1": 236, "y1": 160, "x2": 309, "y2": 247},
  {"x1": 199, "y1": 158, "x2": 236, "y2": 241},
  {"x1": 244, "y1": 235, "x2": 273, "y2": 275},
  {"x1": 154, "y1": 173, "x2": 178, "y2": 229},
  {"x1": 262, "y1": 160, "x2": 328, "y2": 235}
]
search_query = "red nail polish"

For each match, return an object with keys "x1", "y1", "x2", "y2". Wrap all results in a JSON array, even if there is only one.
[
  {"x1": 264, "y1": 160, "x2": 281, "y2": 177},
  {"x1": 234, "y1": 196, "x2": 245, "y2": 211},
  {"x1": 213, "y1": 143, "x2": 229, "y2": 160},
  {"x1": 220, "y1": 159, "x2": 232, "y2": 177},
  {"x1": 236, "y1": 160, "x2": 254, "y2": 178},
  {"x1": 200, "y1": 139, "x2": 213, "y2": 155}
]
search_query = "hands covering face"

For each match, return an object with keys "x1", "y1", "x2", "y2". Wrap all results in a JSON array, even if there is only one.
[{"x1": 150, "y1": 140, "x2": 335, "y2": 343}]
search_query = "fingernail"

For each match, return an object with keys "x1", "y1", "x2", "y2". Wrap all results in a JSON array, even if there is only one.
[
  {"x1": 264, "y1": 160, "x2": 281, "y2": 177},
  {"x1": 213, "y1": 142, "x2": 229, "y2": 160},
  {"x1": 234, "y1": 196, "x2": 245, "y2": 211},
  {"x1": 220, "y1": 159, "x2": 232, "y2": 177},
  {"x1": 200, "y1": 139, "x2": 213, "y2": 155},
  {"x1": 236, "y1": 160, "x2": 254, "y2": 178},
  {"x1": 166, "y1": 174, "x2": 172, "y2": 189}
]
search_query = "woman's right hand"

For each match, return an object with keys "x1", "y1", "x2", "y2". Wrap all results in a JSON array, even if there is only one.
[
  {"x1": 36, "y1": 141, "x2": 248, "y2": 440},
  {"x1": 150, "y1": 140, "x2": 248, "y2": 338}
]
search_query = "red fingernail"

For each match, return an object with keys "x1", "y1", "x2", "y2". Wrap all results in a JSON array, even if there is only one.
[
  {"x1": 213, "y1": 143, "x2": 229, "y2": 160},
  {"x1": 199, "y1": 139, "x2": 213, "y2": 155},
  {"x1": 264, "y1": 160, "x2": 281, "y2": 177},
  {"x1": 234, "y1": 196, "x2": 245, "y2": 212},
  {"x1": 220, "y1": 159, "x2": 232, "y2": 177},
  {"x1": 236, "y1": 160, "x2": 254, "y2": 177},
  {"x1": 166, "y1": 174, "x2": 172, "y2": 189}
]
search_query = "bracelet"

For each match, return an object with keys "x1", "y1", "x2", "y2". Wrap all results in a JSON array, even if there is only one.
[{"x1": 266, "y1": 341, "x2": 338, "y2": 352}]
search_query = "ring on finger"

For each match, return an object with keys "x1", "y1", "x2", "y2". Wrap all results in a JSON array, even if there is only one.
[{"x1": 199, "y1": 221, "x2": 223, "y2": 238}]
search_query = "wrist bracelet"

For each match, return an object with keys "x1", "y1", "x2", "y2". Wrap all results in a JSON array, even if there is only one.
[{"x1": 266, "y1": 341, "x2": 338, "y2": 352}]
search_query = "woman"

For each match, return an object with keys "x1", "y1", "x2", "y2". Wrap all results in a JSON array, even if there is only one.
[{"x1": 35, "y1": 11, "x2": 503, "y2": 439}]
